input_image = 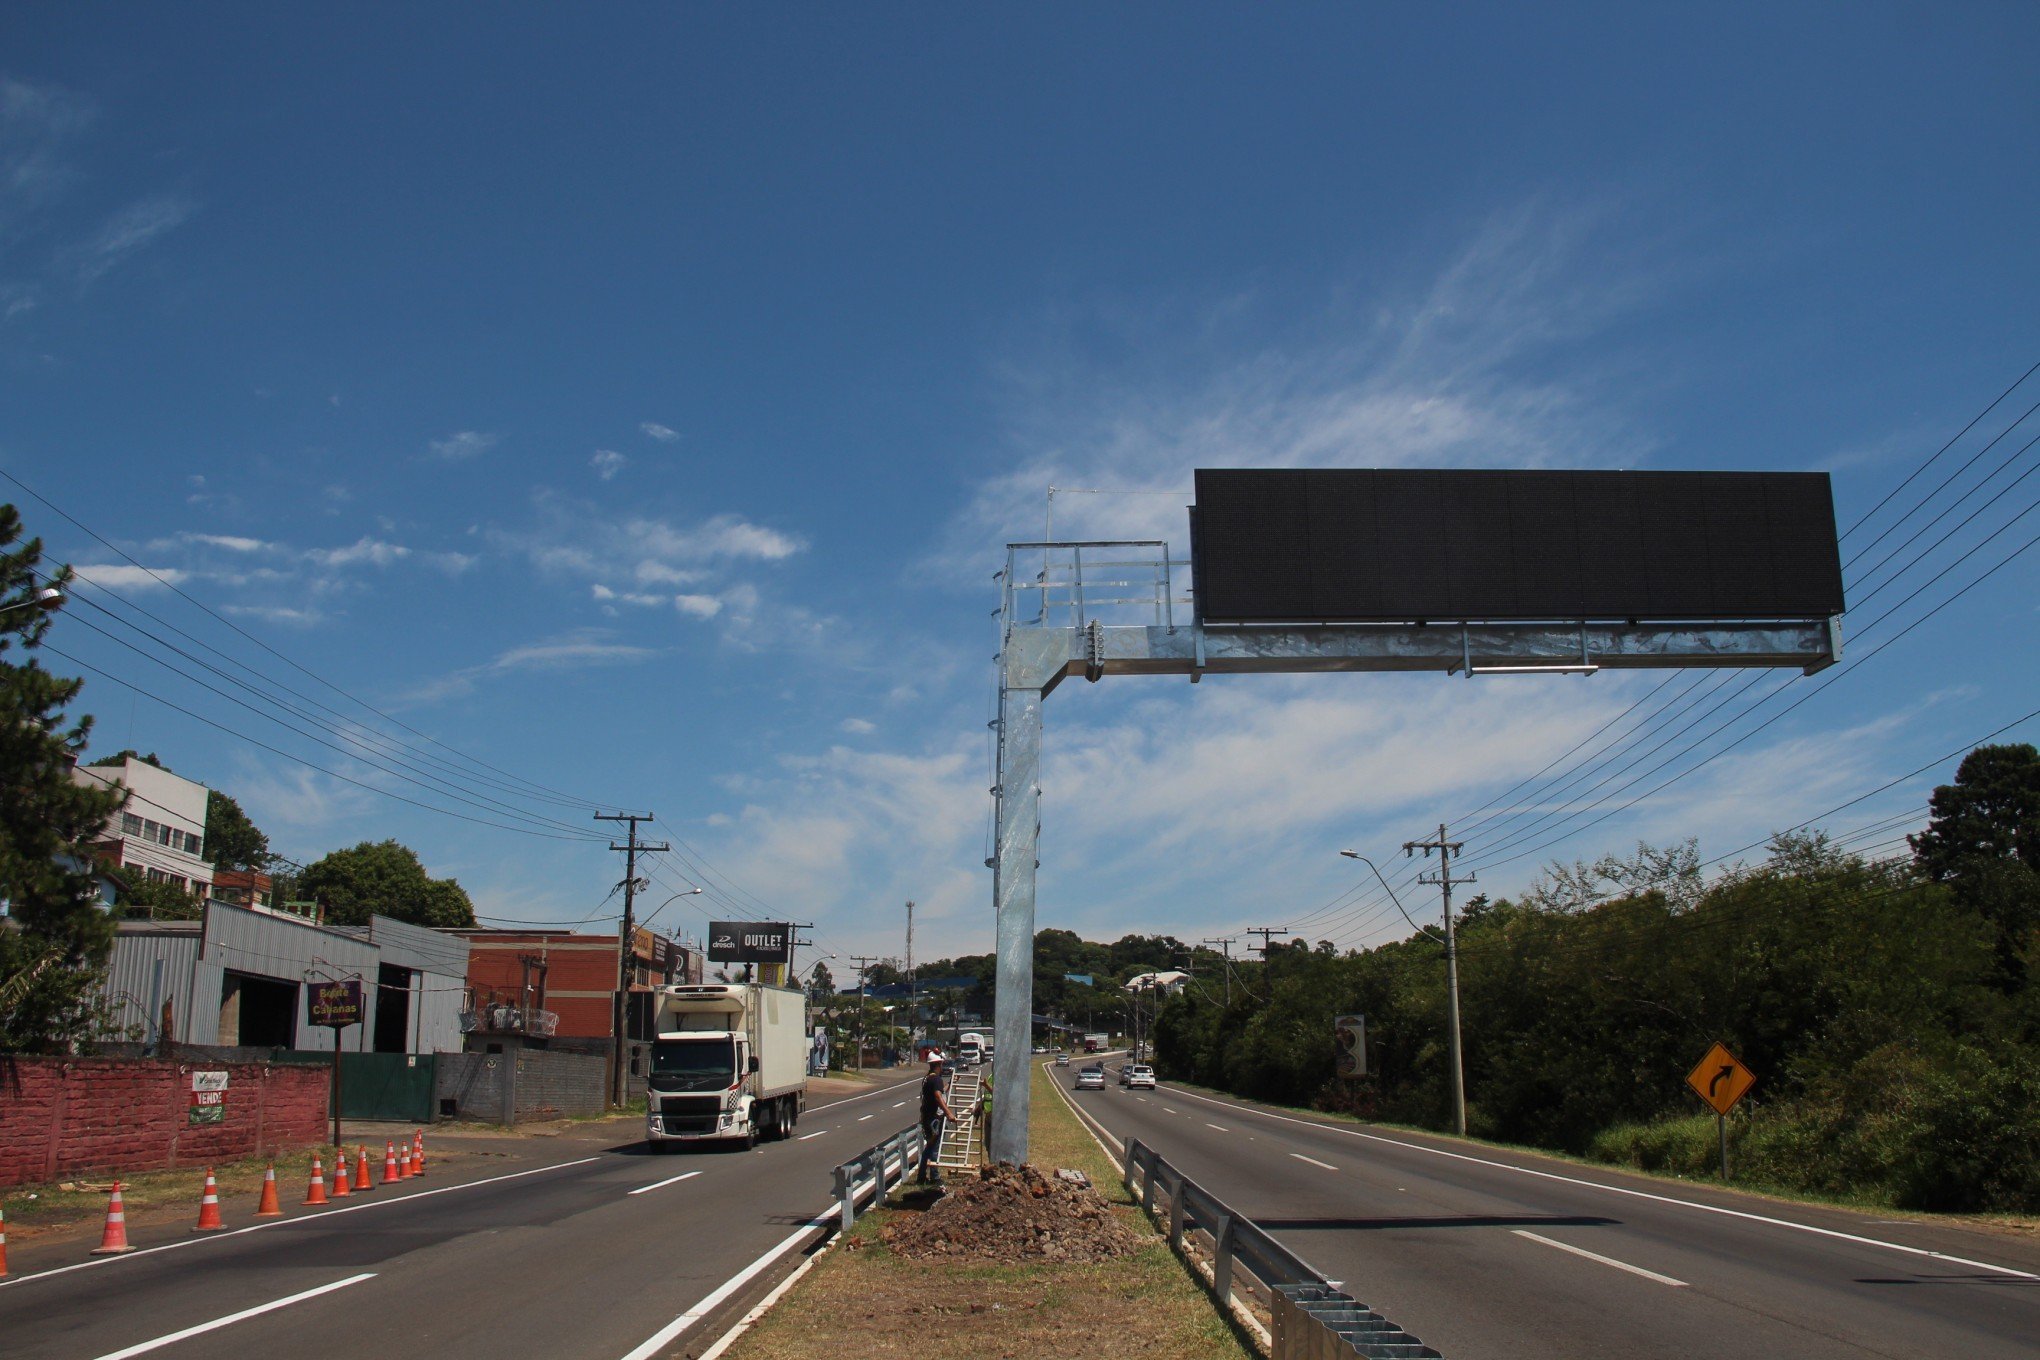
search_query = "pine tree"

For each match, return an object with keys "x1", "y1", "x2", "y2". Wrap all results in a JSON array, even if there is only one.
[{"x1": 0, "y1": 505, "x2": 124, "y2": 1052}]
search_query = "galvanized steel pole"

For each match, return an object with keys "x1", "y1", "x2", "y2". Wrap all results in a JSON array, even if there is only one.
[{"x1": 990, "y1": 682, "x2": 1042, "y2": 1165}]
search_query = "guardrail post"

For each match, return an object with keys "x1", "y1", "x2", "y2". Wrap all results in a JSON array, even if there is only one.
[
  {"x1": 1123, "y1": 1138, "x2": 1139, "y2": 1195},
  {"x1": 1211, "y1": 1213, "x2": 1234, "y2": 1305},
  {"x1": 1142, "y1": 1158, "x2": 1158, "y2": 1216},
  {"x1": 834, "y1": 1161, "x2": 854, "y2": 1232},
  {"x1": 1167, "y1": 1170, "x2": 1186, "y2": 1250}
]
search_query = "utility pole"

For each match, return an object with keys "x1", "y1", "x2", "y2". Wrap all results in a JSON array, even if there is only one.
[
  {"x1": 1202, "y1": 937, "x2": 1236, "y2": 1007},
  {"x1": 1407, "y1": 823, "x2": 1471, "y2": 1137},
  {"x1": 1246, "y1": 926, "x2": 1290, "y2": 956},
  {"x1": 849, "y1": 955, "x2": 881, "y2": 1073},
  {"x1": 598, "y1": 812, "x2": 667, "y2": 1108},
  {"x1": 904, "y1": 901, "x2": 915, "y2": 1044}
]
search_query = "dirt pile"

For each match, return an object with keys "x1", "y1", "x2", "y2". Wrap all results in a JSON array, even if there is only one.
[{"x1": 882, "y1": 1162, "x2": 1145, "y2": 1264}]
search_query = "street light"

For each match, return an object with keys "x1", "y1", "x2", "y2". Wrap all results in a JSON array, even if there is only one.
[
  {"x1": 639, "y1": 886, "x2": 703, "y2": 931},
  {"x1": 0, "y1": 587, "x2": 63, "y2": 617},
  {"x1": 1343, "y1": 848, "x2": 1464, "y2": 1136}
]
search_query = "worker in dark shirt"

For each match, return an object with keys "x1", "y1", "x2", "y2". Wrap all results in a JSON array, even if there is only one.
[{"x1": 916, "y1": 1051, "x2": 953, "y2": 1185}]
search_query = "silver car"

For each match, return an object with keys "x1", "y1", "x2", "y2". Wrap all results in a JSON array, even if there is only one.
[{"x1": 1074, "y1": 1066, "x2": 1105, "y2": 1090}]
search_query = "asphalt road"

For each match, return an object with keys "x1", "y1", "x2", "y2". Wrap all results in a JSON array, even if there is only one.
[
  {"x1": 1069, "y1": 1060, "x2": 2040, "y2": 1360},
  {"x1": 0, "y1": 1069, "x2": 926, "y2": 1360}
]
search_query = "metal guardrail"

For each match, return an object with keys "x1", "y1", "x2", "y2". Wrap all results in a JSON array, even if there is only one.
[
  {"x1": 829, "y1": 1123, "x2": 925, "y2": 1232},
  {"x1": 1123, "y1": 1137, "x2": 1441, "y2": 1360}
]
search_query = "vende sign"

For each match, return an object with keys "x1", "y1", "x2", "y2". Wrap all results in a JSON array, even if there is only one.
[{"x1": 706, "y1": 921, "x2": 791, "y2": 964}]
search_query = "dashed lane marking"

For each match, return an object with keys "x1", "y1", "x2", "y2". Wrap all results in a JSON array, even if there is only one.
[
  {"x1": 797, "y1": 1131, "x2": 828, "y2": 1141},
  {"x1": 1513, "y1": 1231, "x2": 1688, "y2": 1288},
  {"x1": 1290, "y1": 1154, "x2": 1338, "y2": 1172},
  {"x1": 629, "y1": 1170, "x2": 703, "y2": 1196},
  {"x1": 92, "y1": 1273, "x2": 376, "y2": 1359},
  {"x1": 1206, "y1": 1123, "x2": 1229, "y2": 1132}
]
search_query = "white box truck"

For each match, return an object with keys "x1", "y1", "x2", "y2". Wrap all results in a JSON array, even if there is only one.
[{"x1": 645, "y1": 983, "x2": 809, "y2": 1151}]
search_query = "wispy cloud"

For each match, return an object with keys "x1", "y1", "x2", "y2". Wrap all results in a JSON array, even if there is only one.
[
  {"x1": 74, "y1": 194, "x2": 196, "y2": 283},
  {"x1": 429, "y1": 430, "x2": 499, "y2": 460},
  {"x1": 71, "y1": 563, "x2": 186, "y2": 591},
  {"x1": 221, "y1": 603, "x2": 326, "y2": 627},
  {"x1": 640, "y1": 422, "x2": 680, "y2": 443},
  {"x1": 151, "y1": 532, "x2": 273, "y2": 554},
  {"x1": 591, "y1": 449, "x2": 627, "y2": 480},
  {"x1": 397, "y1": 629, "x2": 662, "y2": 706},
  {"x1": 840, "y1": 717, "x2": 876, "y2": 735},
  {"x1": 306, "y1": 536, "x2": 473, "y2": 574},
  {"x1": 1, "y1": 77, "x2": 94, "y2": 238}
]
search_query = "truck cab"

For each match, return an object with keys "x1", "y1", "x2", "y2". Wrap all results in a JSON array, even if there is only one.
[{"x1": 645, "y1": 983, "x2": 807, "y2": 1152}]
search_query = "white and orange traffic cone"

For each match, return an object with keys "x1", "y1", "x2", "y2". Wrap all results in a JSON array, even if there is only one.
[
  {"x1": 1, "y1": 1203, "x2": 10, "y2": 1277},
  {"x1": 411, "y1": 1131, "x2": 425, "y2": 1177},
  {"x1": 91, "y1": 1181, "x2": 135, "y2": 1255},
  {"x1": 255, "y1": 1164, "x2": 283, "y2": 1217},
  {"x1": 304, "y1": 1154, "x2": 330, "y2": 1206},
  {"x1": 395, "y1": 1144, "x2": 411, "y2": 1180},
  {"x1": 331, "y1": 1149, "x2": 352, "y2": 1198},
  {"x1": 383, "y1": 1140, "x2": 399, "y2": 1184},
  {"x1": 194, "y1": 1168, "x2": 226, "y2": 1232},
  {"x1": 353, "y1": 1146, "x2": 374, "y2": 1192}
]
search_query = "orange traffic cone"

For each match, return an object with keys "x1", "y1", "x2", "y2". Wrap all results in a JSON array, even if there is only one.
[
  {"x1": 91, "y1": 1181, "x2": 135, "y2": 1255},
  {"x1": 194, "y1": 1168, "x2": 226, "y2": 1232},
  {"x1": 383, "y1": 1140, "x2": 400, "y2": 1183},
  {"x1": 304, "y1": 1155, "x2": 330, "y2": 1206},
  {"x1": 331, "y1": 1149, "x2": 352, "y2": 1198},
  {"x1": 412, "y1": 1131, "x2": 425, "y2": 1177},
  {"x1": 395, "y1": 1144, "x2": 411, "y2": 1180},
  {"x1": 353, "y1": 1146, "x2": 374, "y2": 1192},
  {"x1": 255, "y1": 1164, "x2": 283, "y2": 1217},
  {"x1": 1, "y1": 1204, "x2": 10, "y2": 1278}
]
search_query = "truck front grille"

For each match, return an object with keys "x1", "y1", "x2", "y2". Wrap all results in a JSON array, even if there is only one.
[{"x1": 659, "y1": 1095, "x2": 722, "y2": 1135}]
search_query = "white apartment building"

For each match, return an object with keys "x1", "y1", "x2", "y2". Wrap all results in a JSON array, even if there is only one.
[{"x1": 70, "y1": 756, "x2": 214, "y2": 899}]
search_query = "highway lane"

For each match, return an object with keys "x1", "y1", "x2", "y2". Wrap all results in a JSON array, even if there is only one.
[
  {"x1": 0, "y1": 1069, "x2": 926, "y2": 1360},
  {"x1": 1068, "y1": 1062, "x2": 2040, "y2": 1360}
]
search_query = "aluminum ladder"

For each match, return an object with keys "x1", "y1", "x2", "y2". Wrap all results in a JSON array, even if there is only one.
[{"x1": 933, "y1": 1070, "x2": 985, "y2": 1170}]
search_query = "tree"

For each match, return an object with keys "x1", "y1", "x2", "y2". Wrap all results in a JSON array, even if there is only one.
[
  {"x1": 1912, "y1": 744, "x2": 2040, "y2": 877},
  {"x1": 203, "y1": 789, "x2": 268, "y2": 871},
  {"x1": 0, "y1": 506, "x2": 126, "y2": 1052},
  {"x1": 807, "y1": 961, "x2": 835, "y2": 1000},
  {"x1": 87, "y1": 749, "x2": 166, "y2": 769},
  {"x1": 298, "y1": 840, "x2": 477, "y2": 928},
  {"x1": 109, "y1": 867, "x2": 203, "y2": 921}
]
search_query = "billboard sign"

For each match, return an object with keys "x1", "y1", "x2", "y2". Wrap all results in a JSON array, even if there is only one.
[
  {"x1": 707, "y1": 921, "x2": 793, "y2": 964},
  {"x1": 310, "y1": 979, "x2": 363, "y2": 1029},
  {"x1": 1192, "y1": 468, "x2": 1845, "y2": 624}
]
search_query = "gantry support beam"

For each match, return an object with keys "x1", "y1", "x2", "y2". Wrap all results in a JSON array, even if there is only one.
[{"x1": 986, "y1": 550, "x2": 1841, "y2": 1166}]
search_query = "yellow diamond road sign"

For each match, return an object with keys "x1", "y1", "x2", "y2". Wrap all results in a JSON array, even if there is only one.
[{"x1": 1687, "y1": 1042, "x2": 1756, "y2": 1116}]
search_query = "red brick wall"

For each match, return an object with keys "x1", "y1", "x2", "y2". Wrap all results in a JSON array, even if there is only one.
[
  {"x1": 0, "y1": 1056, "x2": 329, "y2": 1188},
  {"x1": 459, "y1": 933, "x2": 621, "y2": 1039}
]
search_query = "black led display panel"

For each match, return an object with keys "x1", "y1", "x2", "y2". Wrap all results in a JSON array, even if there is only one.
[{"x1": 1191, "y1": 469, "x2": 1845, "y2": 623}]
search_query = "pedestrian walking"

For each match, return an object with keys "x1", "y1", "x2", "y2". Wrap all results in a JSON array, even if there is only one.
[{"x1": 916, "y1": 1050, "x2": 953, "y2": 1185}]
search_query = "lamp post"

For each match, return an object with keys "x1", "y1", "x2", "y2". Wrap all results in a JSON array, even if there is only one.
[
  {"x1": 0, "y1": 587, "x2": 63, "y2": 617},
  {"x1": 1343, "y1": 846, "x2": 1465, "y2": 1136}
]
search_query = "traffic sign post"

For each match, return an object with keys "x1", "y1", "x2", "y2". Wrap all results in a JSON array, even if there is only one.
[
  {"x1": 311, "y1": 979, "x2": 364, "y2": 1148},
  {"x1": 1685, "y1": 1042, "x2": 1756, "y2": 1181}
]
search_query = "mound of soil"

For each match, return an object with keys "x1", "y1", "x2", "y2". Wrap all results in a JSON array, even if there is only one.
[{"x1": 882, "y1": 1162, "x2": 1145, "y2": 1264}]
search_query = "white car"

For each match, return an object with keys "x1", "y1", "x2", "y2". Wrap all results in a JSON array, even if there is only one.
[{"x1": 1126, "y1": 1064, "x2": 1157, "y2": 1090}]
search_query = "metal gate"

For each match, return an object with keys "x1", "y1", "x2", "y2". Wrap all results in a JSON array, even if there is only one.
[{"x1": 338, "y1": 1052, "x2": 438, "y2": 1123}]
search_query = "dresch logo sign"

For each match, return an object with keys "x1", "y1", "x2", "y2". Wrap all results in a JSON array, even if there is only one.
[{"x1": 706, "y1": 921, "x2": 792, "y2": 964}]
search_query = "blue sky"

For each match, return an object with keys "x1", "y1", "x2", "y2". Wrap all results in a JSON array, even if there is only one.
[{"x1": 5, "y1": 6, "x2": 2037, "y2": 968}]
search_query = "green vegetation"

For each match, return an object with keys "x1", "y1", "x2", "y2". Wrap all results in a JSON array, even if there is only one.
[
  {"x1": 1156, "y1": 746, "x2": 2040, "y2": 1215},
  {"x1": 299, "y1": 838, "x2": 478, "y2": 927},
  {"x1": 0, "y1": 506, "x2": 125, "y2": 1052}
]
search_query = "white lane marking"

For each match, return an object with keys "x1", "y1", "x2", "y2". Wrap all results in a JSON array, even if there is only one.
[
  {"x1": 797, "y1": 1131, "x2": 827, "y2": 1141},
  {"x1": 92, "y1": 1273, "x2": 376, "y2": 1359},
  {"x1": 893, "y1": 1101, "x2": 907, "y2": 1108},
  {"x1": 1206, "y1": 1123, "x2": 1230, "y2": 1132},
  {"x1": 619, "y1": 1208, "x2": 832, "y2": 1360},
  {"x1": 1513, "y1": 1231, "x2": 1688, "y2": 1288},
  {"x1": 857, "y1": 1114, "x2": 874, "y2": 1122},
  {"x1": 0, "y1": 1157, "x2": 603, "y2": 1291},
  {"x1": 1160, "y1": 1085, "x2": 2040, "y2": 1281},
  {"x1": 1162, "y1": 1106, "x2": 1179, "y2": 1115},
  {"x1": 1136, "y1": 1097, "x2": 1149, "y2": 1103},
  {"x1": 628, "y1": 1170, "x2": 703, "y2": 1196},
  {"x1": 1290, "y1": 1153, "x2": 1338, "y2": 1172}
]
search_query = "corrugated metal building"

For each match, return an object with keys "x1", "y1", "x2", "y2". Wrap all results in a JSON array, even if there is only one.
[{"x1": 95, "y1": 901, "x2": 470, "y2": 1054}]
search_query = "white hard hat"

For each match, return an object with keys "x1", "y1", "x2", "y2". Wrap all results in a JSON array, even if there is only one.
[{"x1": 927, "y1": 1050, "x2": 946, "y2": 1063}]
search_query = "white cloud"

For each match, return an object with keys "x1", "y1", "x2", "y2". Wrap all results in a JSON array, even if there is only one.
[
  {"x1": 151, "y1": 532, "x2": 272, "y2": 553},
  {"x1": 221, "y1": 603, "x2": 325, "y2": 627},
  {"x1": 633, "y1": 561, "x2": 704, "y2": 587},
  {"x1": 591, "y1": 449, "x2": 627, "y2": 480},
  {"x1": 71, "y1": 563, "x2": 186, "y2": 590},
  {"x1": 429, "y1": 430, "x2": 499, "y2": 460},
  {"x1": 308, "y1": 536, "x2": 411, "y2": 568},
  {"x1": 640, "y1": 422, "x2": 680, "y2": 443},
  {"x1": 674, "y1": 593, "x2": 722, "y2": 619},
  {"x1": 397, "y1": 629, "x2": 661, "y2": 706},
  {"x1": 75, "y1": 194, "x2": 196, "y2": 283},
  {"x1": 840, "y1": 717, "x2": 876, "y2": 735}
]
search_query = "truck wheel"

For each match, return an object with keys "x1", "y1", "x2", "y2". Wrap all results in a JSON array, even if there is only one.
[{"x1": 743, "y1": 1122, "x2": 759, "y2": 1151}]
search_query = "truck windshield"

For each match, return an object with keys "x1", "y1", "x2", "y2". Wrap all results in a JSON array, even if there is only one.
[{"x1": 651, "y1": 1038, "x2": 736, "y2": 1092}]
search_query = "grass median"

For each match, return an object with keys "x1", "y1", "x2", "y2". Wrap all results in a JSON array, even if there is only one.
[{"x1": 714, "y1": 1061, "x2": 1254, "y2": 1360}]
